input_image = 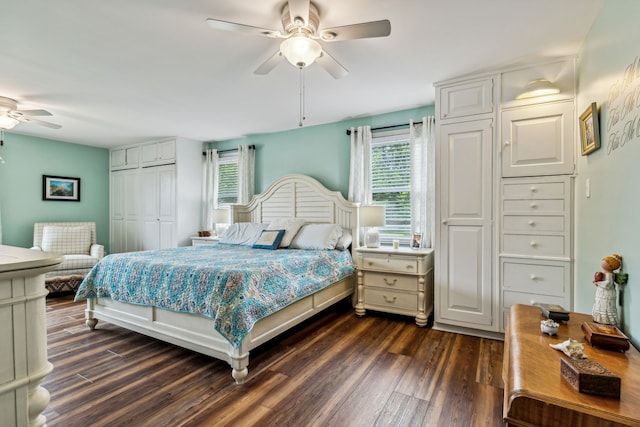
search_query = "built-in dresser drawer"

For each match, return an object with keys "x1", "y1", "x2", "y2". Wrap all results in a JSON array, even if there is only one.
[
  {"x1": 363, "y1": 288, "x2": 417, "y2": 312},
  {"x1": 502, "y1": 234, "x2": 566, "y2": 257},
  {"x1": 502, "y1": 199, "x2": 566, "y2": 215},
  {"x1": 359, "y1": 254, "x2": 419, "y2": 274},
  {"x1": 502, "y1": 180, "x2": 568, "y2": 199},
  {"x1": 362, "y1": 271, "x2": 418, "y2": 292},
  {"x1": 501, "y1": 258, "x2": 568, "y2": 296},
  {"x1": 502, "y1": 215, "x2": 565, "y2": 233}
]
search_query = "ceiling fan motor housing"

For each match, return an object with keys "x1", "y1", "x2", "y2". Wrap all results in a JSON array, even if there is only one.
[{"x1": 281, "y1": 2, "x2": 320, "y2": 35}]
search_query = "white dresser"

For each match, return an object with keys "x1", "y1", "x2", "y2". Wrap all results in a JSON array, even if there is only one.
[
  {"x1": 0, "y1": 245, "x2": 62, "y2": 427},
  {"x1": 354, "y1": 246, "x2": 434, "y2": 326}
]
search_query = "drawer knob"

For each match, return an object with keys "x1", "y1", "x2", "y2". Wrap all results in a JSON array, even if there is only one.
[
  {"x1": 530, "y1": 202, "x2": 538, "y2": 209},
  {"x1": 530, "y1": 186, "x2": 537, "y2": 192},
  {"x1": 383, "y1": 278, "x2": 398, "y2": 286},
  {"x1": 383, "y1": 295, "x2": 397, "y2": 304},
  {"x1": 530, "y1": 241, "x2": 538, "y2": 247},
  {"x1": 528, "y1": 220, "x2": 536, "y2": 226},
  {"x1": 368, "y1": 261, "x2": 373, "y2": 266},
  {"x1": 530, "y1": 274, "x2": 539, "y2": 281}
]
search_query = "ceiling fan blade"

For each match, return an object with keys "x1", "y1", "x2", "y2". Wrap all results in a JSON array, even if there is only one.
[
  {"x1": 320, "y1": 20, "x2": 391, "y2": 42},
  {"x1": 254, "y1": 50, "x2": 284, "y2": 75},
  {"x1": 10, "y1": 109, "x2": 52, "y2": 117},
  {"x1": 205, "y1": 18, "x2": 284, "y2": 38},
  {"x1": 17, "y1": 116, "x2": 61, "y2": 129},
  {"x1": 316, "y1": 50, "x2": 348, "y2": 79},
  {"x1": 288, "y1": 0, "x2": 310, "y2": 27}
]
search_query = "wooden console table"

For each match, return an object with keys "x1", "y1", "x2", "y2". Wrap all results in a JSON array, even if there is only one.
[{"x1": 503, "y1": 304, "x2": 640, "y2": 427}]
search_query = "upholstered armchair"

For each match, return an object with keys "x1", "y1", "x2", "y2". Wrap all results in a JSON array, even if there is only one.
[{"x1": 31, "y1": 222, "x2": 105, "y2": 292}]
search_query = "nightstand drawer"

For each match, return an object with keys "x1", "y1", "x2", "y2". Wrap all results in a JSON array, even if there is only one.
[
  {"x1": 502, "y1": 234, "x2": 566, "y2": 257},
  {"x1": 359, "y1": 255, "x2": 419, "y2": 274},
  {"x1": 502, "y1": 215, "x2": 565, "y2": 233},
  {"x1": 364, "y1": 288, "x2": 417, "y2": 311},
  {"x1": 363, "y1": 271, "x2": 418, "y2": 292}
]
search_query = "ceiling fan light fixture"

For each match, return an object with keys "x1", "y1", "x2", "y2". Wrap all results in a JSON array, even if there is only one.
[
  {"x1": 516, "y1": 79, "x2": 560, "y2": 99},
  {"x1": 280, "y1": 34, "x2": 322, "y2": 68},
  {"x1": 0, "y1": 115, "x2": 19, "y2": 130}
]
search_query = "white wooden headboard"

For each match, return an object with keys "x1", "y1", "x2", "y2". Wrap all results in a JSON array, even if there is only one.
[{"x1": 231, "y1": 174, "x2": 360, "y2": 248}]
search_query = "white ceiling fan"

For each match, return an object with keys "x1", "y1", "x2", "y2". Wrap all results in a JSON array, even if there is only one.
[
  {"x1": 205, "y1": 0, "x2": 391, "y2": 79},
  {"x1": 0, "y1": 96, "x2": 62, "y2": 130}
]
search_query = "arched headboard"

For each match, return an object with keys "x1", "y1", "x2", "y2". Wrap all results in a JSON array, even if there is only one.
[{"x1": 231, "y1": 175, "x2": 360, "y2": 249}]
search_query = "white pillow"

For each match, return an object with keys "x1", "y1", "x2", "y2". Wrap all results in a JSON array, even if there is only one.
[
  {"x1": 290, "y1": 224, "x2": 343, "y2": 250},
  {"x1": 335, "y1": 229, "x2": 353, "y2": 251},
  {"x1": 219, "y1": 223, "x2": 268, "y2": 245},
  {"x1": 41, "y1": 225, "x2": 91, "y2": 255},
  {"x1": 267, "y1": 217, "x2": 305, "y2": 248}
]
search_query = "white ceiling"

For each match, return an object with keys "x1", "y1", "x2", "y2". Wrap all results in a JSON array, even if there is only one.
[{"x1": 0, "y1": 0, "x2": 604, "y2": 148}]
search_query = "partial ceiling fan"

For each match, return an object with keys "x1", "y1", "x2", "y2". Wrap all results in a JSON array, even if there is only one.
[
  {"x1": 0, "y1": 96, "x2": 62, "y2": 130},
  {"x1": 206, "y1": 0, "x2": 391, "y2": 79}
]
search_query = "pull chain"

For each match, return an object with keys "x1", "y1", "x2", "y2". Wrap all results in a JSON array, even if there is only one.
[{"x1": 298, "y1": 66, "x2": 306, "y2": 127}]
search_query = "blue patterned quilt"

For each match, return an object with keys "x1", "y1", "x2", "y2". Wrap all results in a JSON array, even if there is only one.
[{"x1": 75, "y1": 244, "x2": 354, "y2": 348}]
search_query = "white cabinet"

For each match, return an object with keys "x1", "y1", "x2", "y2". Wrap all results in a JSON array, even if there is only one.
[
  {"x1": 141, "y1": 165, "x2": 176, "y2": 250},
  {"x1": 439, "y1": 78, "x2": 494, "y2": 120},
  {"x1": 141, "y1": 139, "x2": 176, "y2": 167},
  {"x1": 501, "y1": 101, "x2": 574, "y2": 177},
  {"x1": 110, "y1": 145, "x2": 140, "y2": 170},
  {"x1": 435, "y1": 118, "x2": 496, "y2": 331},
  {"x1": 109, "y1": 137, "x2": 202, "y2": 253},
  {"x1": 354, "y1": 247, "x2": 434, "y2": 326},
  {"x1": 110, "y1": 169, "x2": 140, "y2": 253},
  {"x1": 499, "y1": 176, "x2": 573, "y2": 331}
]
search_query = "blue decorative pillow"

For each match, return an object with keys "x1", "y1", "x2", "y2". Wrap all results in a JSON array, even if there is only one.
[{"x1": 252, "y1": 229, "x2": 285, "y2": 250}]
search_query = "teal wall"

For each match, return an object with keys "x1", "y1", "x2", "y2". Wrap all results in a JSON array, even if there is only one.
[
  {"x1": 209, "y1": 105, "x2": 435, "y2": 197},
  {"x1": 576, "y1": 0, "x2": 639, "y2": 346},
  {"x1": 0, "y1": 132, "x2": 110, "y2": 250}
]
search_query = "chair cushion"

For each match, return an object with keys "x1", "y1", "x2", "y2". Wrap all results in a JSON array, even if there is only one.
[
  {"x1": 41, "y1": 225, "x2": 91, "y2": 255},
  {"x1": 58, "y1": 254, "x2": 99, "y2": 271}
]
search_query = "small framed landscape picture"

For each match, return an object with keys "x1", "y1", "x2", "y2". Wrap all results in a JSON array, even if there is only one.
[
  {"x1": 580, "y1": 102, "x2": 600, "y2": 155},
  {"x1": 43, "y1": 175, "x2": 81, "y2": 202},
  {"x1": 411, "y1": 232, "x2": 423, "y2": 249}
]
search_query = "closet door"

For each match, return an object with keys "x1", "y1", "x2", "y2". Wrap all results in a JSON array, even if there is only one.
[
  {"x1": 437, "y1": 119, "x2": 494, "y2": 328},
  {"x1": 110, "y1": 169, "x2": 140, "y2": 253},
  {"x1": 140, "y1": 165, "x2": 176, "y2": 251}
]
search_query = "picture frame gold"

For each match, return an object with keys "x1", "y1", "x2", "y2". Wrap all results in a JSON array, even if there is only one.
[{"x1": 580, "y1": 102, "x2": 600, "y2": 155}]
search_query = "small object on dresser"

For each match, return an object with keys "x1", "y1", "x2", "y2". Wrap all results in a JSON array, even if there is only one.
[
  {"x1": 582, "y1": 322, "x2": 630, "y2": 352},
  {"x1": 537, "y1": 303, "x2": 570, "y2": 321},
  {"x1": 560, "y1": 357, "x2": 621, "y2": 399},
  {"x1": 197, "y1": 230, "x2": 212, "y2": 237},
  {"x1": 540, "y1": 319, "x2": 559, "y2": 335}
]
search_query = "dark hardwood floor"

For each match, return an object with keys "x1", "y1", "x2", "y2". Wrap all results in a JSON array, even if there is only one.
[{"x1": 43, "y1": 295, "x2": 505, "y2": 427}]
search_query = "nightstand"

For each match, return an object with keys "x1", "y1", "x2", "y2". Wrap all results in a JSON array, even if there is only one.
[
  {"x1": 354, "y1": 246, "x2": 434, "y2": 326},
  {"x1": 190, "y1": 236, "x2": 220, "y2": 246}
]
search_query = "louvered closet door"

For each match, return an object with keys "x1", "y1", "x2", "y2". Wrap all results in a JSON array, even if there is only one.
[{"x1": 437, "y1": 119, "x2": 494, "y2": 328}]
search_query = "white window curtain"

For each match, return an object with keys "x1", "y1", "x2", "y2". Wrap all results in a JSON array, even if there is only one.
[
  {"x1": 202, "y1": 149, "x2": 219, "y2": 231},
  {"x1": 348, "y1": 125, "x2": 372, "y2": 204},
  {"x1": 410, "y1": 116, "x2": 436, "y2": 248},
  {"x1": 237, "y1": 144, "x2": 255, "y2": 204}
]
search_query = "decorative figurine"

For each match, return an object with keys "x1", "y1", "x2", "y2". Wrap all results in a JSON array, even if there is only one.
[{"x1": 592, "y1": 254, "x2": 622, "y2": 325}]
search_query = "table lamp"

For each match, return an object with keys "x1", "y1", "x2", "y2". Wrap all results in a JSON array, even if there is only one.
[
  {"x1": 360, "y1": 205, "x2": 385, "y2": 248},
  {"x1": 213, "y1": 208, "x2": 231, "y2": 236}
]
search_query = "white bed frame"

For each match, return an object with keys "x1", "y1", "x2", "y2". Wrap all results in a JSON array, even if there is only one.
[{"x1": 84, "y1": 174, "x2": 360, "y2": 384}]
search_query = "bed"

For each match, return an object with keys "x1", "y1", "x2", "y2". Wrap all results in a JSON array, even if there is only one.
[{"x1": 75, "y1": 174, "x2": 359, "y2": 384}]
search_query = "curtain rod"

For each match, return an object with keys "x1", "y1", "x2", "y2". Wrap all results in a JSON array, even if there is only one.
[
  {"x1": 346, "y1": 122, "x2": 418, "y2": 136},
  {"x1": 202, "y1": 144, "x2": 255, "y2": 156}
]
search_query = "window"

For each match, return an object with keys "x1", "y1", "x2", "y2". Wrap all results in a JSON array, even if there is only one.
[
  {"x1": 217, "y1": 152, "x2": 238, "y2": 206},
  {"x1": 371, "y1": 130, "x2": 411, "y2": 244}
]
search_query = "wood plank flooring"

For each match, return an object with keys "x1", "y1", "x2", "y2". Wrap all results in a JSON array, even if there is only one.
[{"x1": 42, "y1": 295, "x2": 505, "y2": 426}]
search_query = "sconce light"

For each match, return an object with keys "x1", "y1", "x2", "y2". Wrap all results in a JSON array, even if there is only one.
[
  {"x1": 360, "y1": 205, "x2": 385, "y2": 248},
  {"x1": 516, "y1": 79, "x2": 560, "y2": 100}
]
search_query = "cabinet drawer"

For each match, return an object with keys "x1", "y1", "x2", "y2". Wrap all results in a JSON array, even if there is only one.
[
  {"x1": 502, "y1": 199, "x2": 566, "y2": 215},
  {"x1": 502, "y1": 180, "x2": 567, "y2": 199},
  {"x1": 364, "y1": 288, "x2": 417, "y2": 311},
  {"x1": 502, "y1": 234, "x2": 566, "y2": 257},
  {"x1": 360, "y1": 255, "x2": 419, "y2": 274},
  {"x1": 502, "y1": 215, "x2": 565, "y2": 233},
  {"x1": 501, "y1": 259, "x2": 568, "y2": 296},
  {"x1": 502, "y1": 290, "x2": 566, "y2": 310},
  {"x1": 363, "y1": 271, "x2": 418, "y2": 292}
]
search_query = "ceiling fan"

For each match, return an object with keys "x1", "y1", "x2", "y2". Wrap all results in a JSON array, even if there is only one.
[
  {"x1": 0, "y1": 96, "x2": 62, "y2": 130},
  {"x1": 205, "y1": 0, "x2": 391, "y2": 79}
]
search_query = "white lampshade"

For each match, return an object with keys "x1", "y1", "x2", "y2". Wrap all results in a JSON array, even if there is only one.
[
  {"x1": 360, "y1": 205, "x2": 385, "y2": 248},
  {"x1": 516, "y1": 79, "x2": 560, "y2": 100},
  {"x1": 280, "y1": 33, "x2": 322, "y2": 68},
  {"x1": 0, "y1": 116, "x2": 19, "y2": 130},
  {"x1": 213, "y1": 208, "x2": 230, "y2": 224}
]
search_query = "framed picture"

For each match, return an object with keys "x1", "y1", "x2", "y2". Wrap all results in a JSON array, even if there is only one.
[
  {"x1": 43, "y1": 175, "x2": 81, "y2": 202},
  {"x1": 580, "y1": 102, "x2": 600, "y2": 155},
  {"x1": 411, "y1": 232, "x2": 423, "y2": 249}
]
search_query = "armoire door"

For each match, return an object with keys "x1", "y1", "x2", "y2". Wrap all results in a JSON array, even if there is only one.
[{"x1": 437, "y1": 119, "x2": 494, "y2": 328}]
